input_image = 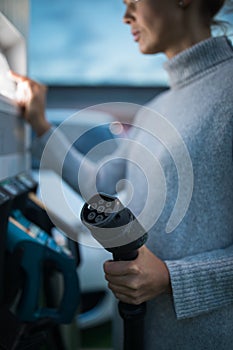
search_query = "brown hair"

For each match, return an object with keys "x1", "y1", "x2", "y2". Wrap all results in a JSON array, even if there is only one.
[
  {"x1": 205, "y1": 0, "x2": 226, "y2": 19},
  {"x1": 201, "y1": 0, "x2": 232, "y2": 26}
]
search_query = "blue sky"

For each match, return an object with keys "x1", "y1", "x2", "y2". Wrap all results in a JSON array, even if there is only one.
[{"x1": 28, "y1": 0, "x2": 233, "y2": 86}]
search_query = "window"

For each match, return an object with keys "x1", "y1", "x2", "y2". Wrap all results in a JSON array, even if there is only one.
[
  {"x1": 28, "y1": 0, "x2": 168, "y2": 86},
  {"x1": 28, "y1": 0, "x2": 233, "y2": 109}
]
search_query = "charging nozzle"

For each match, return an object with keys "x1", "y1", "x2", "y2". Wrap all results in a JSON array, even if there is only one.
[
  {"x1": 81, "y1": 192, "x2": 148, "y2": 260},
  {"x1": 81, "y1": 193, "x2": 148, "y2": 350}
]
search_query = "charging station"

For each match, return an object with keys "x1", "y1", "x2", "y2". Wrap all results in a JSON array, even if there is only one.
[{"x1": 0, "y1": 6, "x2": 81, "y2": 350}]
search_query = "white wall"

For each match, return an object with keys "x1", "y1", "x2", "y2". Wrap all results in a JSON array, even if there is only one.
[
  {"x1": 0, "y1": 0, "x2": 29, "y2": 39},
  {"x1": 0, "y1": 2, "x2": 30, "y2": 181}
]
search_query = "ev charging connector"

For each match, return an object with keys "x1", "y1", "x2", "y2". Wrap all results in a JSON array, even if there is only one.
[{"x1": 81, "y1": 192, "x2": 147, "y2": 350}]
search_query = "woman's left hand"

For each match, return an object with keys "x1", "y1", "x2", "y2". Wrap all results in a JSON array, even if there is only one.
[{"x1": 103, "y1": 245, "x2": 171, "y2": 305}]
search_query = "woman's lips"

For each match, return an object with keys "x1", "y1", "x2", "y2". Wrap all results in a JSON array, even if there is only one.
[{"x1": 132, "y1": 30, "x2": 140, "y2": 42}]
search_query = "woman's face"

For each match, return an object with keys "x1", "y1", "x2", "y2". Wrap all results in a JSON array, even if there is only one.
[{"x1": 122, "y1": 0, "x2": 202, "y2": 57}]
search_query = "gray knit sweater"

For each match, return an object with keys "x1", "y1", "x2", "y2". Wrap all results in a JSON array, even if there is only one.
[{"x1": 33, "y1": 36, "x2": 233, "y2": 349}]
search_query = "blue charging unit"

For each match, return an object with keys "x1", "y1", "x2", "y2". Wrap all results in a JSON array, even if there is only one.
[
  {"x1": 1, "y1": 174, "x2": 80, "y2": 324},
  {"x1": 0, "y1": 190, "x2": 12, "y2": 305},
  {"x1": 7, "y1": 214, "x2": 80, "y2": 323}
]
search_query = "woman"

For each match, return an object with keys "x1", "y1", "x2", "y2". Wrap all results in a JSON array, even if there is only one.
[{"x1": 11, "y1": 0, "x2": 233, "y2": 349}]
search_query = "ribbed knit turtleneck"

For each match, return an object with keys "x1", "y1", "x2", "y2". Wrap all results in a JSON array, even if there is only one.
[{"x1": 164, "y1": 36, "x2": 233, "y2": 88}]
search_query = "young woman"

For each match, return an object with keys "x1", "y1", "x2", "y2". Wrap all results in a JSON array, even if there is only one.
[{"x1": 11, "y1": 0, "x2": 233, "y2": 348}]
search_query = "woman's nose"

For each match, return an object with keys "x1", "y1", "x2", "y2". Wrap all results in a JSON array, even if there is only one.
[{"x1": 123, "y1": 6, "x2": 134, "y2": 25}]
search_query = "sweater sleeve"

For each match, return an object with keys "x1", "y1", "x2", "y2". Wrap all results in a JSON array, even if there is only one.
[
  {"x1": 31, "y1": 126, "x2": 127, "y2": 195},
  {"x1": 165, "y1": 244, "x2": 233, "y2": 320}
]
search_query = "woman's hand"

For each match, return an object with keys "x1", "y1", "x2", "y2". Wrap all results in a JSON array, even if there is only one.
[
  {"x1": 103, "y1": 245, "x2": 171, "y2": 305},
  {"x1": 9, "y1": 71, "x2": 51, "y2": 137}
]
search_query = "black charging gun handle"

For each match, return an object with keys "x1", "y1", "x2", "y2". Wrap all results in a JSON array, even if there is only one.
[
  {"x1": 112, "y1": 249, "x2": 138, "y2": 262},
  {"x1": 113, "y1": 249, "x2": 146, "y2": 350},
  {"x1": 80, "y1": 192, "x2": 147, "y2": 350}
]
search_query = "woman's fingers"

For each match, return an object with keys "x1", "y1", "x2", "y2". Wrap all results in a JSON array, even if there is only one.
[{"x1": 8, "y1": 70, "x2": 27, "y2": 83}]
